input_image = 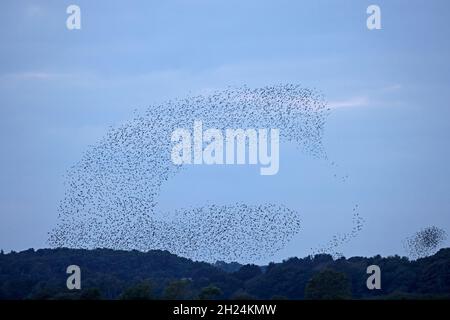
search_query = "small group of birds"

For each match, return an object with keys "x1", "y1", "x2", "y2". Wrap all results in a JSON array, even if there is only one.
[
  {"x1": 47, "y1": 84, "x2": 363, "y2": 263},
  {"x1": 310, "y1": 204, "x2": 364, "y2": 259}
]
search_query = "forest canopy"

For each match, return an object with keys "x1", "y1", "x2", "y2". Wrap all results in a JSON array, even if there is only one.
[{"x1": 0, "y1": 247, "x2": 449, "y2": 300}]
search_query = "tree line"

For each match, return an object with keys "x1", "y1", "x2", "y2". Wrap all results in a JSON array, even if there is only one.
[{"x1": 0, "y1": 247, "x2": 449, "y2": 299}]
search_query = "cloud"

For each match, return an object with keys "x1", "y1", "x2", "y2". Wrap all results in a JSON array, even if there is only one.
[
  {"x1": 0, "y1": 72, "x2": 73, "y2": 81},
  {"x1": 382, "y1": 84, "x2": 402, "y2": 92},
  {"x1": 328, "y1": 96, "x2": 370, "y2": 109},
  {"x1": 26, "y1": 5, "x2": 44, "y2": 17}
]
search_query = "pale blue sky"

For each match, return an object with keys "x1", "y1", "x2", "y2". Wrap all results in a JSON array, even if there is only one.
[{"x1": 1, "y1": 0, "x2": 450, "y2": 262}]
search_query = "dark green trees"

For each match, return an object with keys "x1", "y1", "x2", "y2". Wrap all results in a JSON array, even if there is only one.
[
  {"x1": 198, "y1": 285, "x2": 223, "y2": 300},
  {"x1": 163, "y1": 279, "x2": 192, "y2": 299},
  {"x1": 120, "y1": 281, "x2": 154, "y2": 300},
  {"x1": 305, "y1": 270, "x2": 352, "y2": 300},
  {"x1": 1, "y1": 247, "x2": 450, "y2": 300}
]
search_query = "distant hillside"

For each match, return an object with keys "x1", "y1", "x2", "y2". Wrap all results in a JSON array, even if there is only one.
[{"x1": 0, "y1": 248, "x2": 449, "y2": 300}]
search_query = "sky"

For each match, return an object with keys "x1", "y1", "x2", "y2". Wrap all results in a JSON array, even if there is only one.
[{"x1": 1, "y1": 0, "x2": 450, "y2": 263}]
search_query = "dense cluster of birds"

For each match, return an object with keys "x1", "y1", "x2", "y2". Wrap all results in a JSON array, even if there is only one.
[
  {"x1": 310, "y1": 204, "x2": 364, "y2": 258},
  {"x1": 165, "y1": 203, "x2": 302, "y2": 262},
  {"x1": 404, "y1": 226, "x2": 447, "y2": 260},
  {"x1": 47, "y1": 84, "x2": 362, "y2": 263}
]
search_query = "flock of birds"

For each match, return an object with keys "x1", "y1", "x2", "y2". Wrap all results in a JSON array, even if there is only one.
[
  {"x1": 404, "y1": 226, "x2": 447, "y2": 260},
  {"x1": 48, "y1": 84, "x2": 364, "y2": 263}
]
